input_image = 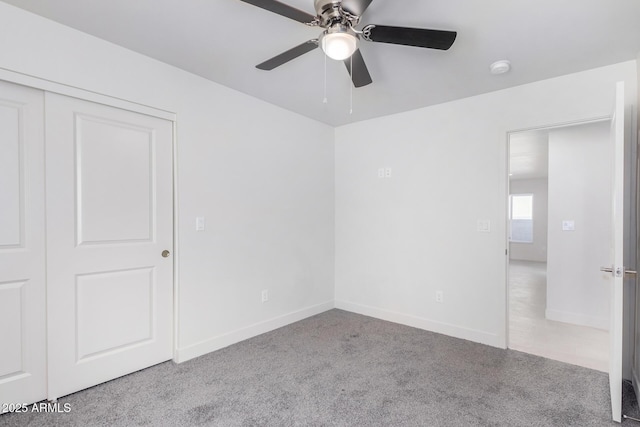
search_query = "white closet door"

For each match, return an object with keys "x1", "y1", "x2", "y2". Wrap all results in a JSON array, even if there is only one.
[
  {"x1": 45, "y1": 93, "x2": 174, "y2": 400},
  {"x1": 0, "y1": 81, "x2": 46, "y2": 410}
]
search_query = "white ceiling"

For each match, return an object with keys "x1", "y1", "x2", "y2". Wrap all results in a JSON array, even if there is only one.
[{"x1": 4, "y1": 0, "x2": 640, "y2": 126}]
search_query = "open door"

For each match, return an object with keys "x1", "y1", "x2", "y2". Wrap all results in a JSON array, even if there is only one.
[{"x1": 602, "y1": 81, "x2": 625, "y2": 423}]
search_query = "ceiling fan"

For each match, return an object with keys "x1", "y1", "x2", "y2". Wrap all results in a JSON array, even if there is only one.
[{"x1": 239, "y1": 0, "x2": 457, "y2": 88}]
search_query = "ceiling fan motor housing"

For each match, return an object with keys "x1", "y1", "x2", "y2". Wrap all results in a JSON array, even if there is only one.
[{"x1": 314, "y1": 0, "x2": 359, "y2": 28}]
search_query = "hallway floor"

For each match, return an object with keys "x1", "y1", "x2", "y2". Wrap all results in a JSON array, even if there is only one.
[{"x1": 509, "y1": 260, "x2": 609, "y2": 372}]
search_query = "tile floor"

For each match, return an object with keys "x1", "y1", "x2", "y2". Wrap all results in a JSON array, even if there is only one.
[{"x1": 508, "y1": 260, "x2": 609, "y2": 372}]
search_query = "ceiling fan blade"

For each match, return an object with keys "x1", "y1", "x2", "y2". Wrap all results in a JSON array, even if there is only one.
[
  {"x1": 344, "y1": 49, "x2": 372, "y2": 88},
  {"x1": 363, "y1": 25, "x2": 457, "y2": 50},
  {"x1": 238, "y1": 0, "x2": 316, "y2": 24},
  {"x1": 256, "y1": 40, "x2": 319, "y2": 70},
  {"x1": 340, "y1": 0, "x2": 374, "y2": 17}
]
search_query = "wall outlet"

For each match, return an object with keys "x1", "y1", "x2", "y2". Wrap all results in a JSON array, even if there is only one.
[
  {"x1": 435, "y1": 291, "x2": 443, "y2": 303},
  {"x1": 261, "y1": 289, "x2": 269, "y2": 303},
  {"x1": 378, "y1": 167, "x2": 393, "y2": 178}
]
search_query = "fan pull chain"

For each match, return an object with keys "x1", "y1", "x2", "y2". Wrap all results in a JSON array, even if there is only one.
[
  {"x1": 349, "y1": 55, "x2": 353, "y2": 114},
  {"x1": 323, "y1": 53, "x2": 328, "y2": 104}
]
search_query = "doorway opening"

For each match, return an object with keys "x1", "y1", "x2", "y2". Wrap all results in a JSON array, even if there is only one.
[{"x1": 507, "y1": 119, "x2": 611, "y2": 372}]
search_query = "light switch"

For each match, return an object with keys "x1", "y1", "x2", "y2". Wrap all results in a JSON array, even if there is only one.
[
  {"x1": 378, "y1": 168, "x2": 385, "y2": 178},
  {"x1": 562, "y1": 220, "x2": 575, "y2": 231},
  {"x1": 477, "y1": 220, "x2": 491, "y2": 232},
  {"x1": 196, "y1": 216, "x2": 205, "y2": 231}
]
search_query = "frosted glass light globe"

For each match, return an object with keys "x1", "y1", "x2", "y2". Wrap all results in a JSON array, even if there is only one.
[{"x1": 321, "y1": 31, "x2": 357, "y2": 60}]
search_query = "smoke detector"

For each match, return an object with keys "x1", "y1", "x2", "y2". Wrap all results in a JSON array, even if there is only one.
[{"x1": 490, "y1": 60, "x2": 511, "y2": 75}]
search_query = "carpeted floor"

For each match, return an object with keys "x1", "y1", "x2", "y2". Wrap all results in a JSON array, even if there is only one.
[{"x1": 2, "y1": 309, "x2": 639, "y2": 426}]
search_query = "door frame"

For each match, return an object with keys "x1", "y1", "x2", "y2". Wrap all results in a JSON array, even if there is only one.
[
  {"x1": 0, "y1": 67, "x2": 181, "y2": 363},
  {"x1": 633, "y1": 127, "x2": 640, "y2": 409},
  {"x1": 504, "y1": 116, "x2": 611, "y2": 350}
]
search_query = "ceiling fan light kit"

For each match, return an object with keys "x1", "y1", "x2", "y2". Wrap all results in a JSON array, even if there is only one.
[
  {"x1": 241, "y1": 0, "x2": 457, "y2": 87},
  {"x1": 320, "y1": 25, "x2": 358, "y2": 60}
]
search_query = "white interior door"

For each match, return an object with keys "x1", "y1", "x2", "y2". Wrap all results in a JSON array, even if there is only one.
[
  {"x1": 0, "y1": 81, "x2": 46, "y2": 409},
  {"x1": 45, "y1": 93, "x2": 174, "y2": 400},
  {"x1": 607, "y1": 81, "x2": 625, "y2": 423}
]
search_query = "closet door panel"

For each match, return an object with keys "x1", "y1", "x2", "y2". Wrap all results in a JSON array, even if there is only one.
[
  {"x1": 45, "y1": 93, "x2": 174, "y2": 400},
  {"x1": 0, "y1": 81, "x2": 46, "y2": 410}
]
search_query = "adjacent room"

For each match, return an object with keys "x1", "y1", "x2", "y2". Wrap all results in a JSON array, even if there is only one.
[
  {"x1": 1, "y1": 0, "x2": 640, "y2": 425},
  {"x1": 508, "y1": 123, "x2": 611, "y2": 373}
]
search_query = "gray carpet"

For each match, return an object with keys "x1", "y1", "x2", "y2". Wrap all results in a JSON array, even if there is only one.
[{"x1": 2, "y1": 309, "x2": 639, "y2": 426}]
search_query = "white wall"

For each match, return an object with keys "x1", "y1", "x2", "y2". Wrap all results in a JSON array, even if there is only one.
[
  {"x1": 334, "y1": 61, "x2": 638, "y2": 364},
  {"x1": 509, "y1": 178, "x2": 548, "y2": 263},
  {"x1": 545, "y1": 122, "x2": 611, "y2": 330},
  {"x1": 0, "y1": 3, "x2": 335, "y2": 362}
]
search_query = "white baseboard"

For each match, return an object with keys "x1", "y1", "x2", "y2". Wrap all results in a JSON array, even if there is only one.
[
  {"x1": 545, "y1": 308, "x2": 608, "y2": 330},
  {"x1": 334, "y1": 300, "x2": 502, "y2": 348},
  {"x1": 175, "y1": 300, "x2": 335, "y2": 363}
]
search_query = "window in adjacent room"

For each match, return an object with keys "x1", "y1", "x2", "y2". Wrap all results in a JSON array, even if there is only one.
[{"x1": 509, "y1": 194, "x2": 533, "y2": 243}]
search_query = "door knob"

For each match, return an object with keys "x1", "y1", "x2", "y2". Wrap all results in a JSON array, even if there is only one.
[{"x1": 162, "y1": 250, "x2": 170, "y2": 258}]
